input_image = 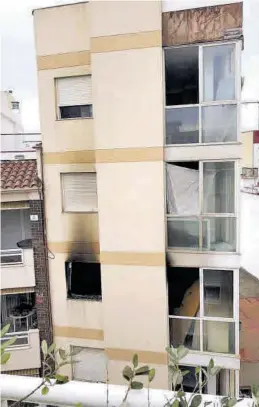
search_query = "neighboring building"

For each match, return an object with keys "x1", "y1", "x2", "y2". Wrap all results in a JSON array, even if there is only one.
[
  {"x1": 1, "y1": 91, "x2": 24, "y2": 134},
  {"x1": 0, "y1": 156, "x2": 53, "y2": 376},
  {"x1": 33, "y1": 0, "x2": 243, "y2": 395},
  {"x1": 241, "y1": 130, "x2": 259, "y2": 170}
]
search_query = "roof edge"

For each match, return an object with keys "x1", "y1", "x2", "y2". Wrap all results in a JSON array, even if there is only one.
[{"x1": 32, "y1": 1, "x2": 89, "y2": 15}]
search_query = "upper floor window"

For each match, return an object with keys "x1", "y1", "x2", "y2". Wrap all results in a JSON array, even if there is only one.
[
  {"x1": 56, "y1": 75, "x2": 92, "y2": 119},
  {"x1": 61, "y1": 172, "x2": 98, "y2": 213},
  {"x1": 165, "y1": 42, "x2": 239, "y2": 145}
]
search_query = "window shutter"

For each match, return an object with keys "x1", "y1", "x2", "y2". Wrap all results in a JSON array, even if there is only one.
[
  {"x1": 72, "y1": 347, "x2": 106, "y2": 382},
  {"x1": 57, "y1": 76, "x2": 92, "y2": 106},
  {"x1": 62, "y1": 173, "x2": 98, "y2": 212}
]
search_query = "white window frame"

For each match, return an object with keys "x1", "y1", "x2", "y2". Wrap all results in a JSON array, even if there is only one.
[
  {"x1": 61, "y1": 172, "x2": 98, "y2": 213},
  {"x1": 166, "y1": 159, "x2": 238, "y2": 253},
  {"x1": 164, "y1": 40, "x2": 241, "y2": 146},
  {"x1": 168, "y1": 267, "x2": 239, "y2": 356}
]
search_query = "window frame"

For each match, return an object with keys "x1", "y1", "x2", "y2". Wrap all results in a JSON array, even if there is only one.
[
  {"x1": 164, "y1": 40, "x2": 241, "y2": 146},
  {"x1": 168, "y1": 267, "x2": 239, "y2": 355},
  {"x1": 55, "y1": 75, "x2": 93, "y2": 121},
  {"x1": 166, "y1": 159, "x2": 238, "y2": 253},
  {"x1": 61, "y1": 172, "x2": 98, "y2": 214}
]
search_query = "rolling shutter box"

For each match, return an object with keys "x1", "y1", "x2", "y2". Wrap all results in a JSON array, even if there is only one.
[
  {"x1": 56, "y1": 75, "x2": 92, "y2": 107},
  {"x1": 61, "y1": 173, "x2": 98, "y2": 212},
  {"x1": 72, "y1": 347, "x2": 106, "y2": 382}
]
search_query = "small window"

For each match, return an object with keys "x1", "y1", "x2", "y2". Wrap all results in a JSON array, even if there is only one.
[
  {"x1": 72, "y1": 346, "x2": 106, "y2": 382},
  {"x1": 61, "y1": 172, "x2": 98, "y2": 213},
  {"x1": 65, "y1": 261, "x2": 102, "y2": 300},
  {"x1": 11, "y1": 101, "x2": 20, "y2": 110},
  {"x1": 56, "y1": 75, "x2": 92, "y2": 119}
]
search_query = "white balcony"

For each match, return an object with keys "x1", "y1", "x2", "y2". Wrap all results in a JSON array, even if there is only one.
[
  {"x1": 1, "y1": 329, "x2": 41, "y2": 372},
  {"x1": 1, "y1": 248, "x2": 35, "y2": 289}
]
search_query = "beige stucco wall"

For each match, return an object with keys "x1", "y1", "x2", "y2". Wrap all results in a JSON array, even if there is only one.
[
  {"x1": 92, "y1": 47, "x2": 163, "y2": 149},
  {"x1": 34, "y1": 2, "x2": 90, "y2": 56},
  {"x1": 90, "y1": 0, "x2": 161, "y2": 37},
  {"x1": 241, "y1": 132, "x2": 253, "y2": 168},
  {"x1": 240, "y1": 362, "x2": 259, "y2": 387}
]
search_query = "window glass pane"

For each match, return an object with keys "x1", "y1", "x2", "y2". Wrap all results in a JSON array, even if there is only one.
[
  {"x1": 167, "y1": 218, "x2": 199, "y2": 249},
  {"x1": 202, "y1": 105, "x2": 237, "y2": 143},
  {"x1": 169, "y1": 317, "x2": 200, "y2": 351},
  {"x1": 202, "y1": 217, "x2": 236, "y2": 252},
  {"x1": 203, "y1": 321, "x2": 235, "y2": 354},
  {"x1": 166, "y1": 107, "x2": 199, "y2": 144},
  {"x1": 60, "y1": 105, "x2": 92, "y2": 119},
  {"x1": 203, "y1": 269, "x2": 233, "y2": 318},
  {"x1": 203, "y1": 162, "x2": 235, "y2": 213},
  {"x1": 166, "y1": 163, "x2": 199, "y2": 215},
  {"x1": 203, "y1": 44, "x2": 236, "y2": 102},
  {"x1": 165, "y1": 46, "x2": 199, "y2": 106}
]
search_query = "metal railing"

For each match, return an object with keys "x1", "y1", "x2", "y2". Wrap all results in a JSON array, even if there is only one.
[{"x1": 0, "y1": 249, "x2": 23, "y2": 265}]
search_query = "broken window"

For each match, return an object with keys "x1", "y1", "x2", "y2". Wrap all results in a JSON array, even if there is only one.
[
  {"x1": 168, "y1": 267, "x2": 236, "y2": 354},
  {"x1": 166, "y1": 161, "x2": 236, "y2": 252},
  {"x1": 65, "y1": 261, "x2": 102, "y2": 300},
  {"x1": 165, "y1": 42, "x2": 239, "y2": 144}
]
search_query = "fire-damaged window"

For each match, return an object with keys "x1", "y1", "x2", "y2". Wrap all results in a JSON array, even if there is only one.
[
  {"x1": 165, "y1": 42, "x2": 239, "y2": 144},
  {"x1": 65, "y1": 261, "x2": 102, "y2": 300}
]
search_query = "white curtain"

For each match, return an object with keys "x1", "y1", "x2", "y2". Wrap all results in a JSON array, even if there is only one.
[{"x1": 166, "y1": 164, "x2": 199, "y2": 215}]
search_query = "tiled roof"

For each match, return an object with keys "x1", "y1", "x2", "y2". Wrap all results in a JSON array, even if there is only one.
[
  {"x1": 240, "y1": 298, "x2": 259, "y2": 362},
  {"x1": 0, "y1": 160, "x2": 38, "y2": 190}
]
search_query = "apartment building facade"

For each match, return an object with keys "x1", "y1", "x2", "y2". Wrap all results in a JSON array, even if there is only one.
[
  {"x1": 0, "y1": 156, "x2": 52, "y2": 375},
  {"x1": 33, "y1": 0, "x2": 243, "y2": 395}
]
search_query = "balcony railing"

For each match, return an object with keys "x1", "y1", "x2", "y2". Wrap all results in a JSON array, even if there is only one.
[
  {"x1": 1, "y1": 310, "x2": 38, "y2": 348},
  {"x1": 0, "y1": 249, "x2": 23, "y2": 265}
]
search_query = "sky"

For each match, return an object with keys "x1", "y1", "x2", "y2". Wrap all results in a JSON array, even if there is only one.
[{"x1": 1, "y1": 0, "x2": 259, "y2": 132}]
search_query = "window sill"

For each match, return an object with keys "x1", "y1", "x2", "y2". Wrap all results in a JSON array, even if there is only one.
[
  {"x1": 62, "y1": 210, "x2": 98, "y2": 214},
  {"x1": 67, "y1": 296, "x2": 102, "y2": 302},
  {"x1": 56, "y1": 117, "x2": 93, "y2": 122}
]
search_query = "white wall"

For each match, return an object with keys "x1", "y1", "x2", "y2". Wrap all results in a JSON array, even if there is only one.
[
  {"x1": 241, "y1": 192, "x2": 259, "y2": 279},
  {"x1": 1, "y1": 249, "x2": 35, "y2": 289}
]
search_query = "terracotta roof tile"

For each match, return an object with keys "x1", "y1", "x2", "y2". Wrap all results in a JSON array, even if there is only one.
[
  {"x1": 240, "y1": 298, "x2": 259, "y2": 362},
  {"x1": 0, "y1": 160, "x2": 38, "y2": 190}
]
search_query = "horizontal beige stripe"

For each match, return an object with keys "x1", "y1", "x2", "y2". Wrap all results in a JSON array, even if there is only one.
[
  {"x1": 44, "y1": 150, "x2": 95, "y2": 164},
  {"x1": 1, "y1": 287, "x2": 35, "y2": 295},
  {"x1": 96, "y1": 147, "x2": 163, "y2": 163},
  {"x1": 54, "y1": 326, "x2": 104, "y2": 341},
  {"x1": 100, "y1": 252, "x2": 165, "y2": 266},
  {"x1": 49, "y1": 241, "x2": 100, "y2": 254},
  {"x1": 37, "y1": 50, "x2": 91, "y2": 70},
  {"x1": 91, "y1": 30, "x2": 161, "y2": 53},
  {"x1": 105, "y1": 348, "x2": 167, "y2": 365},
  {"x1": 1, "y1": 201, "x2": 29, "y2": 210}
]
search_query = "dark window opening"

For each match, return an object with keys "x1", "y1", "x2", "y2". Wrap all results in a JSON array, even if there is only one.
[
  {"x1": 171, "y1": 161, "x2": 199, "y2": 171},
  {"x1": 167, "y1": 266, "x2": 199, "y2": 316},
  {"x1": 65, "y1": 261, "x2": 102, "y2": 300},
  {"x1": 165, "y1": 46, "x2": 199, "y2": 106},
  {"x1": 60, "y1": 104, "x2": 92, "y2": 119}
]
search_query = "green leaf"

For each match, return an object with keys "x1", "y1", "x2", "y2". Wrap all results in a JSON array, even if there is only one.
[
  {"x1": 135, "y1": 365, "x2": 150, "y2": 375},
  {"x1": 41, "y1": 340, "x2": 48, "y2": 357},
  {"x1": 204, "y1": 402, "x2": 212, "y2": 407},
  {"x1": 41, "y1": 386, "x2": 49, "y2": 395},
  {"x1": 122, "y1": 365, "x2": 134, "y2": 381},
  {"x1": 48, "y1": 343, "x2": 56, "y2": 354},
  {"x1": 75, "y1": 404, "x2": 83, "y2": 407},
  {"x1": 177, "y1": 391, "x2": 185, "y2": 398},
  {"x1": 227, "y1": 398, "x2": 237, "y2": 407},
  {"x1": 171, "y1": 400, "x2": 179, "y2": 407},
  {"x1": 132, "y1": 354, "x2": 138, "y2": 368},
  {"x1": 1, "y1": 352, "x2": 11, "y2": 365},
  {"x1": 190, "y1": 394, "x2": 202, "y2": 407},
  {"x1": 0, "y1": 324, "x2": 11, "y2": 338},
  {"x1": 55, "y1": 374, "x2": 69, "y2": 384},
  {"x1": 59, "y1": 348, "x2": 67, "y2": 360},
  {"x1": 130, "y1": 381, "x2": 143, "y2": 390},
  {"x1": 148, "y1": 368, "x2": 156, "y2": 383},
  {"x1": 1, "y1": 337, "x2": 16, "y2": 349},
  {"x1": 177, "y1": 345, "x2": 189, "y2": 360},
  {"x1": 210, "y1": 366, "x2": 221, "y2": 376},
  {"x1": 181, "y1": 370, "x2": 189, "y2": 377},
  {"x1": 195, "y1": 366, "x2": 201, "y2": 375},
  {"x1": 208, "y1": 358, "x2": 214, "y2": 374}
]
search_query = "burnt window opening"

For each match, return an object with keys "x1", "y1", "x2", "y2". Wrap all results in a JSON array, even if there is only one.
[
  {"x1": 165, "y1": 46, "x2": 199, "y2": 106},
  {"x1": 167, "y1": 266, "x2": 199, "y2": 316},
  {"x1": 65, "y1": 261, "x2": 102, "y2": 301}
]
